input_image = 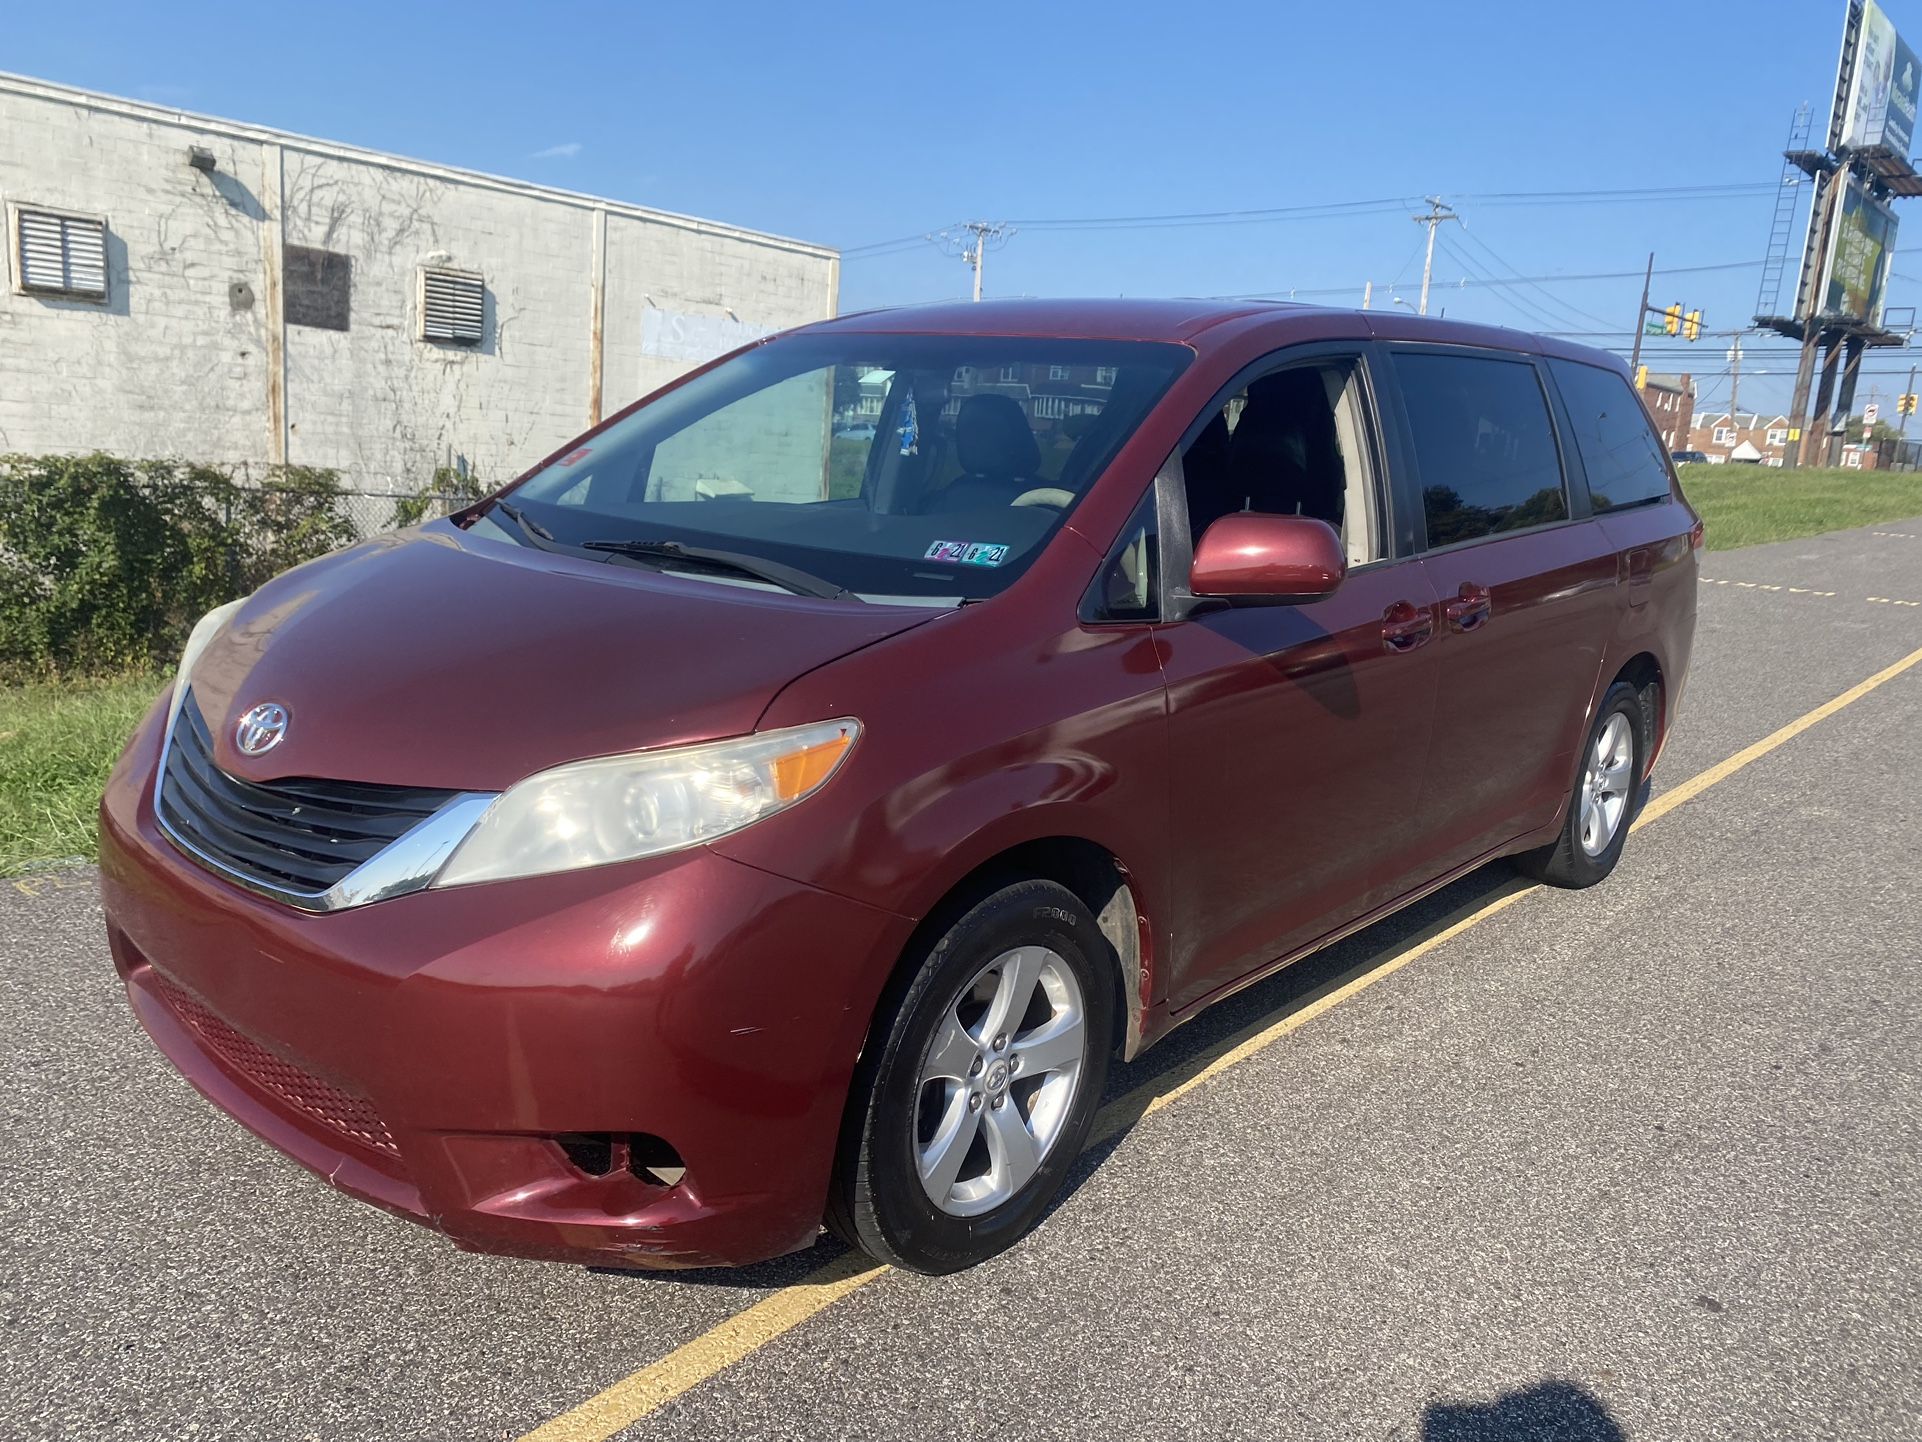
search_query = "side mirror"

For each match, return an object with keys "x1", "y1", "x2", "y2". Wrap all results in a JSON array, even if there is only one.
[{"x1": 1189, "y1": 513, "x2": 1345, "y2": 603}]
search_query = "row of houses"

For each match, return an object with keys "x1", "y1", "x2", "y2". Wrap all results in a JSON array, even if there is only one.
[{"x1": 1637, "y1": 372, "x2": 1899, "y2": 467}]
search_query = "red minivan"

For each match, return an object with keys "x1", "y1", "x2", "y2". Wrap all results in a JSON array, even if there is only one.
[{"x1": 99, "y1": 300, "x2": 1697, "y2": 1274}]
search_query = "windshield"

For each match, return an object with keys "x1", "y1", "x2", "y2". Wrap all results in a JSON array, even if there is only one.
[{"x1": 493, "y1": 333, "x2": 1189, "y2": 602}]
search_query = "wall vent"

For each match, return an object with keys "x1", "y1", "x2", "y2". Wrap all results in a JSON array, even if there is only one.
[
  {"x1": 421, "y1": 266, "x2": 484, "y2": 345},
  {"x1": 13, "y1": 207, "x2": 108, "y2": 299}
]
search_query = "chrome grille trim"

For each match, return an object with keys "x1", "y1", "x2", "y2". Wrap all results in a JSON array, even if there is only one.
[{"x1": 155, "y1": 689, "x2": 497, "y2": 912}]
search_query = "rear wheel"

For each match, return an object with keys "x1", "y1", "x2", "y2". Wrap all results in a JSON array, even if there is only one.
[
  {"x1": 1515, "y1": 680, "x2": 1646, "y2": 888},
  {"x1": 827, "y1": 879, "x2": 1113, "y2": 1274}
]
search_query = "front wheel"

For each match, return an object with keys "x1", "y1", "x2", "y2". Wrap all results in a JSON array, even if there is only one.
[
  {"x1": 1515, "y1": 680, "x2": 1646, "y2": 889},
  {"x1": 827, "y1": 879, "x2": 1114, "y2": 1274}
]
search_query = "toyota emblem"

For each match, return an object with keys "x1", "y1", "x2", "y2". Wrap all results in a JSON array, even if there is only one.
[{"x1": 234, "y1": 702, "x2": 290, "y2": 756}]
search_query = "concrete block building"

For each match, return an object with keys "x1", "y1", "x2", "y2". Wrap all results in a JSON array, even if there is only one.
[{"x1": 0, "y1": 73, "x2": 839, "y2": 492}]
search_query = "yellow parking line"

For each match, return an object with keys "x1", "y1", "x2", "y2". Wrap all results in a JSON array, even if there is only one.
[
  {"x1": 518, "y1": 1253, "x2": 885, "y2": 1442},
  {"x1": 1634, "y1": 642, "x2": 1922, "y2": 828},
  {"x1": 517, "y1": 641, "x2": 1922, "y2": 1442}
]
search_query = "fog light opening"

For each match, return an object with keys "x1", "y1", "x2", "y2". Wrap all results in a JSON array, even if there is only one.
[
  {"x1": 557, "y1": 1132, "x2": 616, "y2": 1176},
  {"x1": 555, "y1": 1131, "x2": 684, "y2": 1188},
  {"x1": 629, "y1": 1133, "x2": 686, "y2": 1189}
]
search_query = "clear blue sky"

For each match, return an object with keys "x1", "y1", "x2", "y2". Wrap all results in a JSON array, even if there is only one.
[{"x1": 11, "y1": 0, "x2": 1921, "y2": 415}]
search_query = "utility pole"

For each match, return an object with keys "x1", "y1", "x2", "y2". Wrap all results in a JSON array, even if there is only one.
[
  {"x1": 1361, "y1": 280, "x2": 1373, "y2": 310},
  {"x1": 1629, "y1": 252, "x2": 1655, "y2": 375},
  {"x1": 950, "y1": 221, "x2": 1010, "y2": 302},
  {"x1": 1904, "y1": 363, "x2": 1917, "y2": 437},
  {"x1": 1728, "y1": 338, "x2": 1743, "y2": 420},
  {"x1": 1411, "y1": 197, "x2": 1458, "y2": 316}
]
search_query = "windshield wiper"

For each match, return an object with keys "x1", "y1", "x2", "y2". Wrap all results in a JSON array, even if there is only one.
[
  {"x1": 483, "y1": 498, "x2": 563, "y2": 549},
  {"x1": 580, "y1": 539, "x2": 857, "y2": 602}
]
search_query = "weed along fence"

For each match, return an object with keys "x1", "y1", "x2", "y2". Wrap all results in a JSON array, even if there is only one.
[{"x1": 0, "y1": 453, "x2": 471, "y2": 680}]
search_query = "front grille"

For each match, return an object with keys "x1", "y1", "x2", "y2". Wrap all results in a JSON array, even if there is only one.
[
  {"x1": 158, "y1": 692, "x2": 458, "y2": 897},
  {"x1": 151, "y1": 969, "x2": 398, "y2": 1156}
]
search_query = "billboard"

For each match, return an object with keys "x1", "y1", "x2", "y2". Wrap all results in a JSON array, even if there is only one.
[
  {"x1": 1841, "y1": 0, "x2": 1920, "y2": 156},
  {"x1": 1822, "y1": 176, "x2": 1899, "y2": 321}
]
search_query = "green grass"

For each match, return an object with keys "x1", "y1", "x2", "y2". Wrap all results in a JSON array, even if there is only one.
[
  {"x1": 1676, "y1": 464, "x2": 1922, "y2": 551},
  {"x1": 0, "y1": 671, "x2": 163, "y2": 875}
]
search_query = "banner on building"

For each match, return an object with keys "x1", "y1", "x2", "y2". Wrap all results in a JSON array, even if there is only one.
[{"x1": 641, "y1": 306, "x2": 775, "y2": 365}]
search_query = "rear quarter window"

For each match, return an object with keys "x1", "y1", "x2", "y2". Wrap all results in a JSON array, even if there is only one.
[{"x1": 1549, "y1": 358, "x2": 1675, "y2": 511}]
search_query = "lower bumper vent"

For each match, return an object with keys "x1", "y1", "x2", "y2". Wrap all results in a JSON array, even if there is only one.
[{"x1": 151, "y1": 970, "x2": 398, "y2": 1156}]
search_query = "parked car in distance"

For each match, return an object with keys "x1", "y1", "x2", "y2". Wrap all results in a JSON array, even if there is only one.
[
  {"x1": 834, "y1": 422, "x2": 878, "y2": 441},
  {"x1": 99, "y1": 299, "x2": 1699, "y2": 1274},
  {"x1": 1670, "y1": 449, "x2": 1709, "y2": 465}
]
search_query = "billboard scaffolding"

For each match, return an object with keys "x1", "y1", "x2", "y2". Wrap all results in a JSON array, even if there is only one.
[{"x1": 1759, "y1": 0, "x2": 1920, "y2": 466}]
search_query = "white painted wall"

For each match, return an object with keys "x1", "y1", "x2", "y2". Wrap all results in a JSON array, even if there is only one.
[{"x1": 0, "y1": 73, "x2": 838, "y2": 495}]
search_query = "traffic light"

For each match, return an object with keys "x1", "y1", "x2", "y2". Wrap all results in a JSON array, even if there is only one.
[
  {"x1": 1664, "y1": 303, "x2": 1682, "y2": 336},
  {"x1": 1635, "y1": 364, "x2": 1649, "y2": 390},
  {"x1": 1683, "y1": 309, "x2": 1702, "y2": 341},
  {"x1": 1900, "y1": 392, "x2": 1919, "y2": 415}
]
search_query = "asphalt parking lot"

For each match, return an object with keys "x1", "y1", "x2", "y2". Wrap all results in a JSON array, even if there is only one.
[{"x1": 5, "y1": 518, "x2": 1921, "y2": 1442}]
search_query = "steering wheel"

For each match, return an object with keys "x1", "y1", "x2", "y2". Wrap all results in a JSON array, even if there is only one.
[{"x1": 1011, "y1": 487, "x2": 1075, "y2": 509}]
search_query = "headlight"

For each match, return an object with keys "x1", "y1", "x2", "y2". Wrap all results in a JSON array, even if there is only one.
[
  {"x1": 167, "y1": 598, "x2": 245, "y2": 732},
  {"x1": 433, "y1": 718, "x2": 860, "y2": 887}
]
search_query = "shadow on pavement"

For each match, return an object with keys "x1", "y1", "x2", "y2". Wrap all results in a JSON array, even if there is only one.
[{"x1": 1422, "y1": 1379, "x2": 1626, "y2": 1440}]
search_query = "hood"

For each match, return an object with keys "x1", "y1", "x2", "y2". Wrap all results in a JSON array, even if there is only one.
[{"x1": 185, "y1": 526, "x2": 937, "y2": 792}]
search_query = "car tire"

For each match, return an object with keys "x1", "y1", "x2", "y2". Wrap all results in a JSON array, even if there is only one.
[
  {"x1": 827, "y1": 879, "x2": 1114, "y2": 1274},
  {"x1": 1515, "y1": 680, "x2": 1647, "y2": 889}
]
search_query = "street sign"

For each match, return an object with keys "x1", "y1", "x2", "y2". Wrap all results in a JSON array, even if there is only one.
[{"x1": 1865, "y1": 402, "x2": 1881, "y2": 424}]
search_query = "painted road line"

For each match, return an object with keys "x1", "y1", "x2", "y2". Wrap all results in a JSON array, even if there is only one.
[
  {"x1": 1699, "y1": 578, "x2": 1922, "y2": 607},
  {"x1": 1634, "y1": 642, "x2": 1922, "y2": 829},
  {"x1": 517, "y1": 641, "x2": 1922, "y2": 1442},
  {"x1": 1700, "y1": 578, "x2": 1838, "y2": 597},
  {"x1": 518, "y1": 1252, "x2": 885, "y2": 1442}
]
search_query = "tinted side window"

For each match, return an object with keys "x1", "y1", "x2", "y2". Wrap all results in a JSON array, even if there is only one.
[
  {"x1": 1396, "y1": 352, "x2": 1568, "y2": 548},
  {"x1": 1550, "y1": 359, "x2": 1674, "y2": 510}
]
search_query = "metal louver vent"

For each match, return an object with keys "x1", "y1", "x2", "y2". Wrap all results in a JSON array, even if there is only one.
[
  {"x1": 15, "y1": 208, "x2": 108, "y2": 299},
  {"x1": 421, "y1": 267, "x2": 484, "y2": 344}
]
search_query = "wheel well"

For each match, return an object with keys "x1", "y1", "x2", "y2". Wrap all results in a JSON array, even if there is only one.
[
  {"x1": 1611, "y1": 652, "x2": 1664, "y2": 768},
  {"x1": 894, "y1": 838, "x2": 1144, "y2": 1059}
]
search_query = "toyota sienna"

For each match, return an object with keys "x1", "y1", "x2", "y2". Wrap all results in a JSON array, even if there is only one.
[{"x1": 99, "y1": 299, "x2": 1699, "y2": 1273}]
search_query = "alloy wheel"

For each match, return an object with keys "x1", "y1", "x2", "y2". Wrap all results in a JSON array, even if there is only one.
[
  {"x1": 1578, "y1": 712, "x2": 1635, "y2": 857},
  {"x1": 912, "y1": 945, "x2": 1087, "y2": 1217}
]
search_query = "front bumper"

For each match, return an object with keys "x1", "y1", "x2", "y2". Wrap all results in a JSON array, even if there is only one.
[{"x1": 98, "y1": 699, "x2": 914, "y2": 1269}]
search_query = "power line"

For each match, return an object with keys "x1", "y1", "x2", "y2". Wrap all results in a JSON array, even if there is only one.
[
  {"x1": 1216, "y1": 257, "x2": 1769, "y2": 302},
  {"x1": 1436, "y1": 233, "x2": 1569, "y2": 331},
  {"x1": 1007, "y1": 196, "x2": 1416, "y2": 232},
  {"x1": 1449, "y1": 227, "x2": 1617, "y2": 330},
  {"x1": 842, "y1": 182, "x2": 1787, "y2": 255}
]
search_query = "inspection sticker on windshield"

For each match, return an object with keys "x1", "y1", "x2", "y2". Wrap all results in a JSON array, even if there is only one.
[{"x1": 925, "y1": 540, "x2": 1009, "y2": 567}]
